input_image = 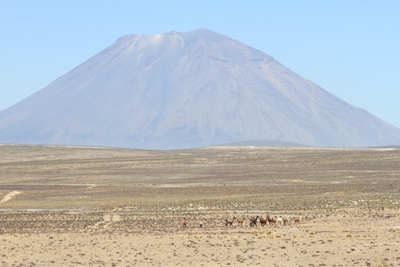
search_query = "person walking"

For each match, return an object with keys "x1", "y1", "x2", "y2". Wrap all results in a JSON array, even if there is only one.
[{"x1": 182, "y1": 217, "x2": 187, "y2": 228}]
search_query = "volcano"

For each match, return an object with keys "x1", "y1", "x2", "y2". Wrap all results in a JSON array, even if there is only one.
[{"x1": 1, "y1": 28, "x2": 400, "y2": 149}]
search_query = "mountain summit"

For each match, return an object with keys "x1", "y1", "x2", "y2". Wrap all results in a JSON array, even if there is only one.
[{"x1": 1, "y1": 28, "x2": 400, "y2": 149}]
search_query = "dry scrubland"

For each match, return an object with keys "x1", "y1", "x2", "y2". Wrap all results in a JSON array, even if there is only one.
[{"x1": 1, "y1": 144, "x2": 400, "y2": 266}]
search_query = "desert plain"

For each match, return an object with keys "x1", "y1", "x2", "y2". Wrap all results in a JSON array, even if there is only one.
[{"x1": 0, "y1": 144, "x2": 400, "y2": 266}]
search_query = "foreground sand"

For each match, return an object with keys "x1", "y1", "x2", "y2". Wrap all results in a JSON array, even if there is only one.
[
  {"x1": 2, "y1": 216, "x2": 400, "y2": 266},
  {"x1": 2, "y1": 205, "x2": 400, "y2": 266},
  {"x1": 1, "y1": 145, "x2": 400, "y2": 266}
]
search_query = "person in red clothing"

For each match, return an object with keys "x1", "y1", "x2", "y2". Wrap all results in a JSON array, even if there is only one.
[{"x1": 182, "y1": 217, "x2": 187, "y2": 228}]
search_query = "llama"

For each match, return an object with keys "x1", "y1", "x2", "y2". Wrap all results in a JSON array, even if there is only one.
[
  {"x1": 237, "y1": 217, "x2": 245, "y2": 227},
  {"x1": 267, "y1": 215, "x2": 277, "y2": 225},
  {"x1": 226, "y1": 217, "x2": 236, "y2": 226},
  {"x1": 249, "y1": 216, "x2": 259, "y2": 227},
  {"x1": 294, "y1": 216, "x2": 302, "y2": 224},
  {"x1": 283, "y1": 216, "x2": 289, "y2": 225},
  {"x1": 259, "y1": 216, "x2": 267, "y2": 227}
]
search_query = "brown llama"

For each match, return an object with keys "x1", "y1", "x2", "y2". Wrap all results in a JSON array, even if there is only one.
[{"x1": 237, "y1": 217, "x2": 245, "y2": 227}]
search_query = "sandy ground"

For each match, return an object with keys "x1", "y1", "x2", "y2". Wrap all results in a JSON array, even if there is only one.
[
  {"x1": 1, "y1": 206, "x2": 400, "y2": 266},
  {"x1": 1, "y1": 218, "x2": 400, "y2": 267},
  {"x1": 1, "y1": 145, "x2": 400, "y2": 266}
]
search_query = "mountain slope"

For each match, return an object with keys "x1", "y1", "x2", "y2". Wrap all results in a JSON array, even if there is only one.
[{"x1": 1, "y1": 28, "x2": 400, "y2": 149}]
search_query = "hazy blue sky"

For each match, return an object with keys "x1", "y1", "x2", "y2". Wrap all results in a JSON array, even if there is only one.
[{"x1": 1, "y1": 1, "x2": 399, "y2": 128}]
